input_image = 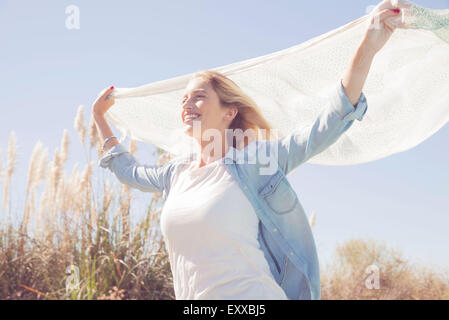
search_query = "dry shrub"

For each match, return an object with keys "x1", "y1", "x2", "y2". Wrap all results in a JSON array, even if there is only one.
[
  {"x1": 98, "y1": 286, "x2": 125, "y2": 300},
  {"x1": 321, "y1": 238, "x2": 449, "y2": 300}
]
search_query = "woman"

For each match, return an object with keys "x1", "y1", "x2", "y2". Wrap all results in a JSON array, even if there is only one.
[{"x1": 93, "y1": 5, "x2": 403, "y2": 300}]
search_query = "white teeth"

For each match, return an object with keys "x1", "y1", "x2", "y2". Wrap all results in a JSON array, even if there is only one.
[{"x1": 184, "y1": 114, "x2": 201, "y2": 121}]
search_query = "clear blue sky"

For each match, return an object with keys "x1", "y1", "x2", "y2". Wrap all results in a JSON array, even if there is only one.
[{"x1": 1, "y1": 0, "x2": 448, "y2": 272}]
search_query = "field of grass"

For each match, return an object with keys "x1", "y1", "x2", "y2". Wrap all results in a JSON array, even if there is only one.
[{"x1": 0, "y1": 105, "x2": 447, "y2": 300}]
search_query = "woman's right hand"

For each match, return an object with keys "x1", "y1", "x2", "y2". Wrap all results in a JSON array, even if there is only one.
[{"x1": 92, "y1": 86, "x2": 115, "y2": 117}]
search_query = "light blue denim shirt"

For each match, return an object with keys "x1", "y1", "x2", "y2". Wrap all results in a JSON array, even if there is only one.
[{"x1": 98, "y1": 79, "x2": 368, "y2": 300}]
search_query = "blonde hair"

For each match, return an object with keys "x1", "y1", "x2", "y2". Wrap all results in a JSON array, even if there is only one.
[{"x1": 191, "y1": 70, "x2": 277, "y2": 149}]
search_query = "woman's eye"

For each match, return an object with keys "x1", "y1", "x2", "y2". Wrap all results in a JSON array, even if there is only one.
[{"x1": 182, "y1": 95, "x2": 204, "y2": 103}]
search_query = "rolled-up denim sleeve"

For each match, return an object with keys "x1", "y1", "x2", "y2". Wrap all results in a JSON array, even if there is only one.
[
  {"x1": 277, "y1": 79, "x2": 368, "y2": 175},
  {"x1": 98, "y1": 143, "x2": 167, "y2": 193}
]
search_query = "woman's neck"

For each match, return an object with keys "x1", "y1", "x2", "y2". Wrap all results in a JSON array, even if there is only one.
[{"x1": 195, "y1": 132, "x2": 230, "y2": 168}]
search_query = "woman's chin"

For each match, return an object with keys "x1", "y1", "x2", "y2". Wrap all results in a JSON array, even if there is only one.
[
  {"x1": 182, "y1": 122, "x2": 206, "y2": 143},
  {"x1": 182, "y1": 121, "x2": 201, "y2": 135},
  {"x1": 182, "y1": 123, "x2": 193, "y2": 132}
]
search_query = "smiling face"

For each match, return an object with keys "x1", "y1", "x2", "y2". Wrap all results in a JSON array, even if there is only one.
[{"x1": 181, "y1": 77, "x2": 237, "y2": 141}]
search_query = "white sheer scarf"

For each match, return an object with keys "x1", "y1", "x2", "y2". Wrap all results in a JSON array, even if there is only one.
[{"x1": 104, "y1": 1, "x2": 449, "y2": 165}]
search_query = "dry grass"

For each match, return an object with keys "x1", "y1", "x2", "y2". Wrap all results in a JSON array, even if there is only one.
[
  {"x1": 0, "y1": 108, "x2": 175, "y2": 300},
  {"x1": 0, "y1": 106, "x2": 447, "y2": 299},
  {"x1": 320, "y1": 238, "x2": 449, "y2": 300}
]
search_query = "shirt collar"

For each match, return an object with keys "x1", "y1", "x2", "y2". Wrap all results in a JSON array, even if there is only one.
[{"x1": 222, "y1": 145, "x2": 238, "y2": 163}]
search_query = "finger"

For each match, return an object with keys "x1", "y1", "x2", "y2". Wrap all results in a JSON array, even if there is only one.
[
  {"x1": 391, "y1": 0, "x2": 412, "y2": 10},
  {"x1": 96, "y1": 86, "x2": 112, "y2": 100},
  {"x1": 381, "y1": 8, "x2": 408, "y2": 29},
  {"x1": 377, "y1": 8, "x2": 401, "y2": 21},
  {"x1": 101, "y1": 86, "x2": 115, "y2": 99},
  {"x1": 373, "y1": 0, "x2": 410, "y2": 13},
  {"x1": 101, "y1": 87, "x2": 115, "y2": 102},
  {"x1": 375, "y1": 8, "x2": 402, "y2": 28},
  {"x1": 370, "y1": 8, "x2": 398, "y2": 29},
  {"x1": 105, "y1": 92, "x2": 115, "y2": 101}
]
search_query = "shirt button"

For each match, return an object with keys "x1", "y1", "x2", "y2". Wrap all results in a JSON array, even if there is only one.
[
  {"x1": 243, "y1": 186, "x2": 247, "y2": 190},
  {"x1": 273, "y1": 228, "x2": 277, "y2": 232},
  {"x1": 290, "y1": 251, "x2": 294, "y2": 256}
]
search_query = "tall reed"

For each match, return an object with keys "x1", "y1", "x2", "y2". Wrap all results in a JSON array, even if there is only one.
[
  {"x1": 0, "y1": 107, "x2": 174, "y2": 300},
  {"x1": 2, "y1": 132, "x2": 17, "y2": 212}
]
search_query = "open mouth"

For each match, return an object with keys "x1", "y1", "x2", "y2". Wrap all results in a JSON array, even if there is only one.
[{"x1": 183, "y1": 113, "x2": 202, "y2": 123}]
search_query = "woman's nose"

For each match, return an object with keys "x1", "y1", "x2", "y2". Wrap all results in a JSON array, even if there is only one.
[{"x1": 182, "y1": 100, "x2": 195, "y2": 111}]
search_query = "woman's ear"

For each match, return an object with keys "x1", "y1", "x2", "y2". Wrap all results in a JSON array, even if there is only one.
[{"x1": 225, "y1": 106, "x2": 238, "y2": 121}]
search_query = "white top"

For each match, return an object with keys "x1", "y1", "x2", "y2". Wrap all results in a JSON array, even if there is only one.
[{"x1": 160, "y1": 158, "x2": 288, "y2": 300}]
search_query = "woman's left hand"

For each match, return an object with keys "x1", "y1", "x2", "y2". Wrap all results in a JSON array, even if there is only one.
[{"x1": 361, "y1": 0, "x2": 411, "y2": 55}]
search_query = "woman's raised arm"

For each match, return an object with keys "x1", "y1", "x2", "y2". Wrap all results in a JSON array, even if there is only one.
[
  {"x1": 93, "y1": 86, "x2": 119, "y2": 152},
  {"x1": 92, "y1": 86, "x2": 170, "y2": 195},
  {"x1": 275, "y1": 79, "x2": 368, "y2": 176},
  {"x1": 342, "y1": 2, "x2": 407, "y2": 104},
  {"x1": 275, "y1": 1, "x2": 407, "y2": 175}
]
